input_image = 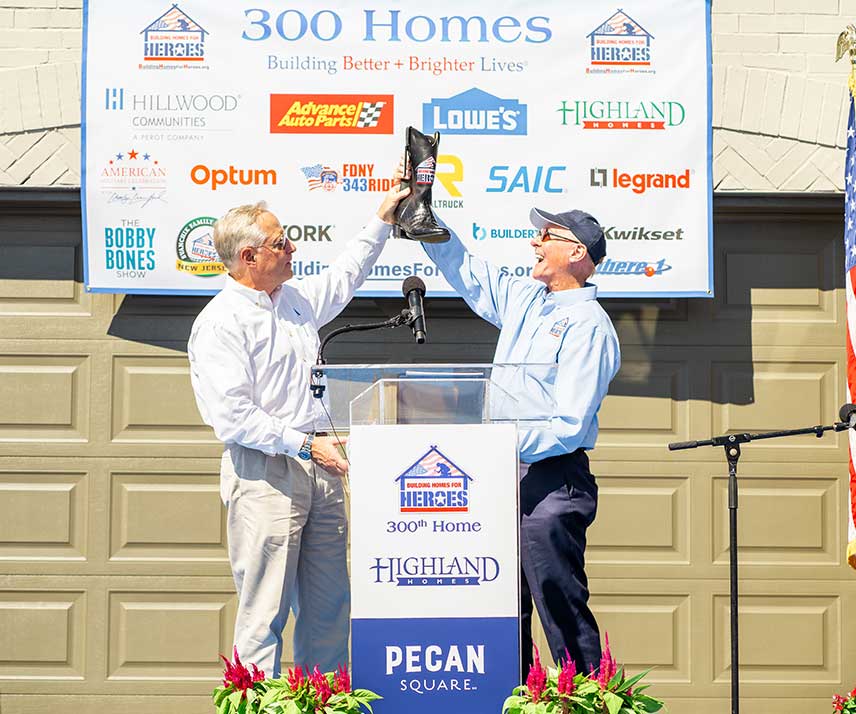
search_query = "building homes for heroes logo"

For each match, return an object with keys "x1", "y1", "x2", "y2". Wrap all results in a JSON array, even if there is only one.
[
  {"x1": 587, "y1": 9, "x2": 654, "y2": 74},
  {"x1": 141, "y1": 4, "x2": 208, "y2": 69}
]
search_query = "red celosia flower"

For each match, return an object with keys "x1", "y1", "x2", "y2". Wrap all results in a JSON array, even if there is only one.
[
  {"x1": 834, "y1": 694, "x2": 847, "y2": 712},
  {"x1": 333, "y1": 664, "x2": 351, "y2": 693},
  {"x1": 309, "y1": 665, "x2": 333, "y2": 706},
  {"x1": 597, "y1": 632, "x2": 618, "y2": 690},
  {"x1": 557, "y1": 648, "x2": 576, "y2": 697},
  {"x1": 287, "y1": 665, "x2": 305, "y2": 691},
  {"x1": 219, "y1": 646, "x2": 264, "y2": 698},
  {"x1": 526, "y1": 645, "x2": 548, "y2": 703}
]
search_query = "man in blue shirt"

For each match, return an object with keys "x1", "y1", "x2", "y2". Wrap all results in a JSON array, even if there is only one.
[{"x1": 423, "y1": 206, "x2": 621, "y2": 679}]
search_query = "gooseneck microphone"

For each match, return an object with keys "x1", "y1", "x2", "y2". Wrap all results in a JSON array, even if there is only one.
[
  {"x1": 839, "y1": 403, "x2": 856, "y2": 428},
  {"x1": 402, "y1": 276, "x2": 427, "y2": 344}
]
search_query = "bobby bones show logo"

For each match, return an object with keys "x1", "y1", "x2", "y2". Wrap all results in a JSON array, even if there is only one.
[
  {"x1": 396, "y1": 446, "x2": 472, "y2": 513},
  {"x1": 587, "y1": 9, "x2": 654, "y2": 70},
  {"x1": 141, "y1": 4, "x2": 208, "y2": 68},
  {"x1": 300, "y1": 163, "x2": 393, "y2": 193},
  {"x1": 270, "y1": 94, "x2": 394, "y2": 134},
  {"x1": 422, "y1": 88, "x2": 527, "y2": 136},
  {"x1": 557, "y1": 99, "x2": 684, "y2": 130}
]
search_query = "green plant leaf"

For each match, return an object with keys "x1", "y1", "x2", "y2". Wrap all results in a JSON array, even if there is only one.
[
  {"x1": 616, "y1": 668, "x2": 652, "y2": 693},
  {"x1": 258, "y1": 688, "x2": 284, "y2": 709},
  {"x1": 604, "y1": 691, "x2": 623, "y2": 714},
  {"x1": 217, "y1": 695, "x2": 231, "y2": 714},
  {"x1": 634, "y1": 694, "x2": 665, "y2": 712},
  {"x1": 608, "y1": 667, "x2": 625, "y2": 690}
]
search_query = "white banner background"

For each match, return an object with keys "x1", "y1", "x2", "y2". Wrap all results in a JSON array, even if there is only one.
[{"x1": 82, "y1": 0, "x2": 712, "y2": 297}]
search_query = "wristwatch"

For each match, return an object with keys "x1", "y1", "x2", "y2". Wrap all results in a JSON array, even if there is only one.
[{"x1": 297, "y1": 432, "x2": 314, "y2": 461}]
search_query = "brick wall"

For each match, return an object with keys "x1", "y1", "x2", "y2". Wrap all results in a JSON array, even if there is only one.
[{"x1": 0, "y1": 1, "x2": 854, "y2": 190}]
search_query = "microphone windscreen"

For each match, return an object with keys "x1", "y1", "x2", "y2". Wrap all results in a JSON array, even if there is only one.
[
  {"x1": 839, "y1": 403, "x2": 856, "y2": 423},
  {"x1": 403, "y1": 276, "x2": 426, "y2": 297}
]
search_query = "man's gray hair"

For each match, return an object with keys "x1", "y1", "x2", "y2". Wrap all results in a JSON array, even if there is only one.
[{"x1": 213, "y1": 201, "x2": 269, "y2": 270}]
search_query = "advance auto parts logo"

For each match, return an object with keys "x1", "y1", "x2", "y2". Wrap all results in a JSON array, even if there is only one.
[
  {"x1": 176, "y1": 217, "x2": 225, "y2": 276},
  {"x1": 270, "y1": 94, "x2": 394, "y2": 134}
]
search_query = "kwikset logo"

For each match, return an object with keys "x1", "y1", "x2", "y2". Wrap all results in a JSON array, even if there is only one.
[
  {"x1": 590, "y1": 167, "x2": 690, "y2": 194},
  {"x1": 604, "y1": 226, "x2": 684, "y2": 241},
  {"x1": 269, "y1": 94, "x2": 394, "y2": 134}
]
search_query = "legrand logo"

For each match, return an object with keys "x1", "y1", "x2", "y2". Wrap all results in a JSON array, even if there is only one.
[
  {"x1": 396, "y1": 446, "x2": 471, "y2": 513},
  {"x1": 190, "y1": 165, "x2": 277, "y2": 191},
  {"x1": 598, "y1": 257, "x2": 672, "y2": 277},
  {"x1": 557, "y1": 100, "x2": 684, "y2": 129},
  {"x1": 605, "y1": 226, "x2": 685, "y2": 241},
  {"x1": 270, "y1": 94, "x2": 394, "y2": 134},
  {"x1": 423, "y1": 88, "x2": 527, "y2": 135},
  {"x1": 590, "y1": 167, "x2": 690, "y2": 194}
]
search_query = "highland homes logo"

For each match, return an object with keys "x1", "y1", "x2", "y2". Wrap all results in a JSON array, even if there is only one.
[
  {"x1": 586, "y1": 9, "x2": 655, "y2": 74},
  {"x1": 140, "y1": 4, "x2": 208, "y2": 70},
  {"x1": 175, "y1": 216, "x2": 224, "y2": 276}
]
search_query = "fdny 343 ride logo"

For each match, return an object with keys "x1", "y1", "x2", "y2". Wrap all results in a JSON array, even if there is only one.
[{"x1": 396, "y1": 446, "x2": 472, "y2": 513}]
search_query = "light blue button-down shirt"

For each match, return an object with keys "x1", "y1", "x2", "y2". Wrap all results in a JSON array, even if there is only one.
[{"x1": 424, "y1": 229, "x2": 621, "y2": 463}]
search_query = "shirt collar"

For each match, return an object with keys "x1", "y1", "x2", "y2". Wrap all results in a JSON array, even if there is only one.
[
  {"x1": 223, "y1": 274, "x2": 280, "y2": 308},
  {"x1": 545, "y1": 282, "x2": 598, "y2": 306}
]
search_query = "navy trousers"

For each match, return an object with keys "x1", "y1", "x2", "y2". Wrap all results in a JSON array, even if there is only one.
[{"x1": 519, "y1": 450, "x2": 601, "y2": 681}]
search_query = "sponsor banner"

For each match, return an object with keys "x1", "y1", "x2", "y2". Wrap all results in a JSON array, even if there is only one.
[
  {"x1": 349, "y1": 424, "x2": 519, "y2": 712},
  {"x1": 83, "y1": 0, "x2": 711, "y2": 296},
  {"x1": 352, "y1": 617, "x2": 518, "y2": 714}
]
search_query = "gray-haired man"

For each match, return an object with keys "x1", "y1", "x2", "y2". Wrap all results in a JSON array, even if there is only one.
[{"x1": 188, "y1": 179, "x2": 408, "y2": 675}]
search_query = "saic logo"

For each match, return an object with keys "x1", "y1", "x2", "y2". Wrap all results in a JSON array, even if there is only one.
[
  {"x1": 141, "y1": 5, "x2": 208, "y2": 69},
  {"x1": 422, "y1": 88, "x2": 527, "y2": 135},
  {"x1": 557, "y1": 100, "x2": 684, "y2": 130},
  {"x1": 190, "y1": 165, "x2": 277, "y2": 191},
  {"x1": 396, "y1": 446, "x2": 471, "y2": 513},
  {"x1": 300, "y1": 163, "x2": 393, "y2": 193},
  {"x1": 586, "y1": 9, "x2": 654, "y2": 74},
  {"x1": 175, "y1": 217, "x2": 225, "y2": 277},
  {"x1": 270, "y1": 94, "x2": 394, "y2": 134},
  {"x1": 486, "y1": 165, "x2": 565, "y2": 193},
  {"x1": 598, "y1": 257, "x2": 672, "y2": 277},
  {"x1": 590, "y1": 167, "x2": 690, "y2": 194}
]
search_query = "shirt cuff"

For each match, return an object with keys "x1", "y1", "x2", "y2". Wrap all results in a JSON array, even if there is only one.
[
  {"x1": 366, "y1": 213, "x2": 392, "y2": 236},
  {"x1": 282, "y1": 427, "x2": 308, "y2": 457}
]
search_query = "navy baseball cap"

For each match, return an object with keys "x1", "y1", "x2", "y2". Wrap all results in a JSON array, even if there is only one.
[{"x1": 529, "y1": 207, "x2": 606, "y2": 265}]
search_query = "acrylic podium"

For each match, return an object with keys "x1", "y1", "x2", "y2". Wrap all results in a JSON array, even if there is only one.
[{"x1": 310, "y1": 363, "x2": 557, "y2": 714}]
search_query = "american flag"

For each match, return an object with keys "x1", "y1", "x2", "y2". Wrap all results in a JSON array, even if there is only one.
[{"x1": 844, "y1": 95, "x2": 856, "y2": 569}]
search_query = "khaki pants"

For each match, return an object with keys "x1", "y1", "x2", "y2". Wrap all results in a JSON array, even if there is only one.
[{"x1": 220, "y1": 443, "x2": 349, "y2": 676}]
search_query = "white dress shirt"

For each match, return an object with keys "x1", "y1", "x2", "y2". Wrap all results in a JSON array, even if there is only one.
[{"x1": 188, "y1": 215, "x2": 390, "y2": 457}]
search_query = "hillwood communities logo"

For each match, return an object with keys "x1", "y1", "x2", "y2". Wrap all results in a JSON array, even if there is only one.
[
  {"x1": 141, "y1": 4, "x2": 208, "y2": 70},
  {"x1": 586, "y1": 9, "x2": 654, "y2": 74}
]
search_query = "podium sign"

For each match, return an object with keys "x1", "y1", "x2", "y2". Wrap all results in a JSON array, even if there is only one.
[{"x1": 350, "y1": 423, "x2": 520, "y2": 713}]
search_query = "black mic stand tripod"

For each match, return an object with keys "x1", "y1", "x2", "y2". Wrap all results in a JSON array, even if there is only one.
[
  {"x1": 310, "y1": 308, "x2": 418, "y2": 399},
  {"x1": 668, "y1": 407, "x2": 856, "y2": 714}
]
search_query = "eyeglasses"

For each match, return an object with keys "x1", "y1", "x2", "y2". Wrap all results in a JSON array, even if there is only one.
[
  {"x1": 261, "y1": 231, "x2": 288, "y2": 252},
  {"x1": 539, "y1": 228, "x2": 584, "y2": 246}
]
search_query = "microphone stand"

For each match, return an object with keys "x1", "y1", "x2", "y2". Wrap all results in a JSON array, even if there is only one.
[
  {"x1": 668, "y1": 417, "x2": 854, "y2": 714},
  {"x1": 310, "y1": 309, "x2": 415, "y2": 399}
]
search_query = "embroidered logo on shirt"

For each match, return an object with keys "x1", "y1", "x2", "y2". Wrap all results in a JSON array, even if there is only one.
[{"x1": 550, "y1": 317, "x2": 569, "y2": 337}]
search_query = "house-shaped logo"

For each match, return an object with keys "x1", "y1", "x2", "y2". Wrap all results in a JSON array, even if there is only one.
[
  {"x1": 587, "y1": 9, "x2": 654, "y2": 67},
  {"x1": 423, "y1": 88, "x2": 527, "y2": 136},
  {"x1": 141, "y1": 4, "x2": 208, "y2": 64},
  {"x1": 395, "y1": 446, "x2": 473, "y2": 513}
]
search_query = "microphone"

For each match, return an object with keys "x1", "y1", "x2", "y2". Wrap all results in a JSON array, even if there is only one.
[
  {"x1": 402, "y1": 276, "x2": 427, "y2": 344},
  {"x1": 839, "y1": 403, "x2": 856, "y2": 428}
]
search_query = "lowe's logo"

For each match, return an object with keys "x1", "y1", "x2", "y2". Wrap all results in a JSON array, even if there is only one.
[{"x1": 423, "y1": 88, "x2": 527, "y2": 135}]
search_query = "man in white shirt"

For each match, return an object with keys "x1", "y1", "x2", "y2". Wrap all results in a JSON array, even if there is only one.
[{"x1": 188, "y1": 179, "x2": 408, "y2": 676}]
